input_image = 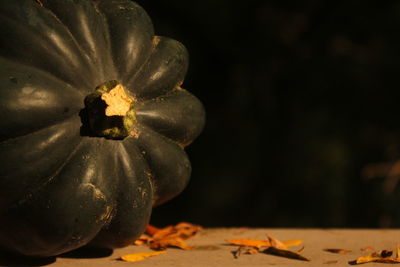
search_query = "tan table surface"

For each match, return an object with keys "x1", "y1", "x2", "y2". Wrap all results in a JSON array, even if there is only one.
[{"x1": 1, "y1": 228, "x2": 399, "y2": 266}]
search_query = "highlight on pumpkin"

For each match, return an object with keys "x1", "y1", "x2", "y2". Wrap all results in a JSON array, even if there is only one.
[
  {"x1": 83, "y1": 80, "x2": 137, "y2": 139},
  {"x1": 101, "y1": 84, "x2": 133, "y2": 117}
]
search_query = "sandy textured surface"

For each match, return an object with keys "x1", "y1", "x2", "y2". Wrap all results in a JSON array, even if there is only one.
[{"x1": 1, "y1": 228, "x2": 399, "y2": 266}]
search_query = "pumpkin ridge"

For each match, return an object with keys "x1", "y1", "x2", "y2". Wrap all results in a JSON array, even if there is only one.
[
  {"x1": 39, "y1": 0, "x2": 117, "y2": 84},
  {"x1": 0, "y1": 115, "x2": 80, "y2": 145},
  {"x1": 0, "y1": 56, "x2": 85, "y2": 98},
  {"x1": 93, "y1": 0, "x2": 155, "y2": 85},
  {"x1": 36, "y1": 5, "x2": 98, "y2": 84},
  {"x1": 124, "y1": 36, "x2": 189, "y2": 100},
  {"x1": 119, "y1": 138, "x2": 154, "y2": 194},
  {"x1": 127, "y1": 124, "x2": 191, "y2": 206},
  {"x1": 124, "y1": 35, "x2": 161, "y2": 95},
  {"x1": 90, "y1": 0, "x2": 121, "y2": 80},
  {"x1": 12, "y1": 138, "x2": 84, "y2": 208},
  {"x1": 0, "y1": 10, "x2": 93, "y2": 91},
  {"x1": 135, "y1": 88, "x2": 206, "y2": 146}
]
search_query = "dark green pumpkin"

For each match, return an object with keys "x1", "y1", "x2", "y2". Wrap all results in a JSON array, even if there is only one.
[{"x1": 0, "y1": 0, "x2": 205, "y2": 257}]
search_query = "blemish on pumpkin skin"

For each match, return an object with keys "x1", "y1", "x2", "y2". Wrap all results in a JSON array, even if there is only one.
[
  {"x1": 82, "y1": 183, "x2": 113, "y2": 223},
  {"x1": 82, "y1": 183, "x2": 106, "y2": 200},
  {"x1": 98, "y1": 205, "x2": 113, "y2": 223}
]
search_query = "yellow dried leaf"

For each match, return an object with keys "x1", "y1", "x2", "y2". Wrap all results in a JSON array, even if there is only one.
[
  {"x1": 323, "y1": 248, "x2": 351, "y2": 254},
  {"x1": 119, "y1": 251, "x2": 165, "y2": 262},
  {"x1": 397, "y1": 244, "x2": 400, "y2": 259}
]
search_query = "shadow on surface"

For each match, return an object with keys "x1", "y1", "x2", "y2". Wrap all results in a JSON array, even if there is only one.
[
  {"x1": 59, "y1": 247, "x2": 113, "y2": 259},
  {"x1": 0, "y1": 252, "x2": 55, "y2": 267}
]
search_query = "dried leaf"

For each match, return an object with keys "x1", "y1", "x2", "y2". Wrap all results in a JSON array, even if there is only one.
[
  {"x1": 323, "y1": 248, "x2": 352, "y2": 254},
  {"x1": 134, "y1": 234, "x2": 152, "y2": 245},
  {"x1": 372, "y1": 250, "x2": 393, "y2": 258},
  {"x1": 355, "y1": 255, "x2": 400, "y2": 264},
  {"x1": 227, "y1": 239, "x2": 272, "y2": 248},
  {"x1": 264, "y1": 246, "x2": 311, "y2": 261},
  {"x1": 145, "y1": 224, "x2": 160, "y2": 236},
  {"x1": 397, "y1": 244, "x2": 400, "y2": 259},
  {"x1": 152, "y1": 226, "x2": 175, "y2": 240},
  {"x1": 267, "y1": 235, "x2": 288, "y2": 250},
  {"x1": 352, "y1": 249, "x2": 400, "y2": 265},
  {"x1": 119, "y1": 251, "x2": 165, "y2": 262},
  {"x1": 226, "y1": 239, "x2": 303, "y2": 248},
  {"x1": 232, "y1": 247, "x2": 241, "y2": 259},
  {"x1": 232, "y1": 246, "x2": 260, "y2": 258},
  {"x1": 138, "y1": 222, "x2": 201, "y2": 250}
]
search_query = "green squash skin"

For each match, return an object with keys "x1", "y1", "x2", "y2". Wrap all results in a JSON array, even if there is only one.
[{"x1": 0, "y1": 0, "x2": 205, "y2": 257}]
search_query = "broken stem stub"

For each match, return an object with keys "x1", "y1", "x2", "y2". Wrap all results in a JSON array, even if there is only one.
[{"x1": 82, "y1": 80, "x2": 136, "y2": 140}]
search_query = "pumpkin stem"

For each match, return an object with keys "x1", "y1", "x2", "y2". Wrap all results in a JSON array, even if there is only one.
[{"x1": 82, "y1": 80, "x2": 136, "y2": 140}]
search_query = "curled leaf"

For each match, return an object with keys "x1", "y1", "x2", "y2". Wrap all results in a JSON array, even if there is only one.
[{"x1": 267, "y1": 235, "x2": 288, "y2": 250}]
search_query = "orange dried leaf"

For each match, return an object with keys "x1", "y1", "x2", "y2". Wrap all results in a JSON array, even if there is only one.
[
  {"x1": 119, "y1": 251, "x2": 165, "y2": 262},
  {"x1": 134, "y1": 234, "x2": 152, "y2": 245},
  {"x1": 145, "y1": 224, "x2": 160, "y2": 236},
  {"x1": 140, "y1": 222, "x2": 201, "y2": 250},
  {"x1": 323, "y1": 248, "x2": 352, "y2": 254},
  {"x1": 264, "y1": 246, "x2": 311, "y2": 261},
  {"x1": 152, "y1": 226, "x2": 175, "y2": 239}
]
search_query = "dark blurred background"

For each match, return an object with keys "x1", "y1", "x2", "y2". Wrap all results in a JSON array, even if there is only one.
[{"x1": 134, "y1": 0, "x2": 400, "y2": 228}]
